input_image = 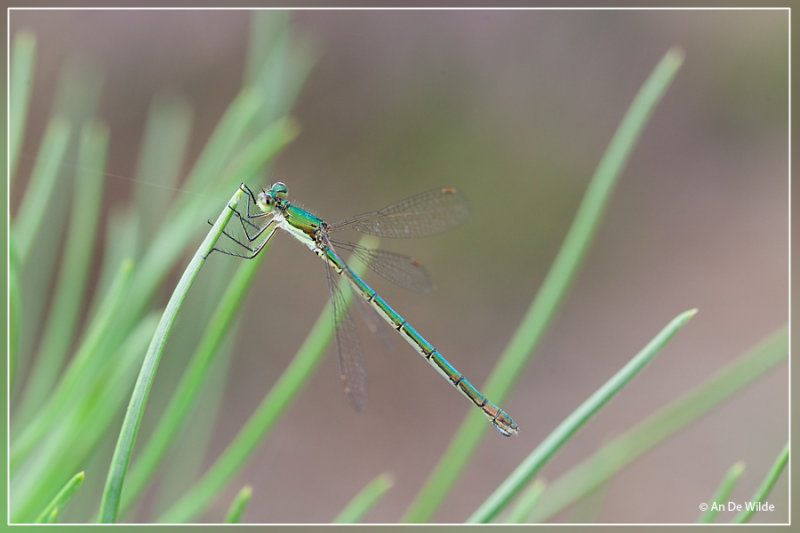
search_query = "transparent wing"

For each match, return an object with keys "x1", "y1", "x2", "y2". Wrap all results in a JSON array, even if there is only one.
[
  {"x1": 327, "y1": 187, "x2": 470, "y2": 239},
  {"x1": 323, "y1": 254, "x2": 368, "y2": 412},
  {"x1": 329, "y1": 238, "x2": 434, "y2": 294},
  {"x1": 352, "y1": 289, "x2": 394, "y2": 353}
]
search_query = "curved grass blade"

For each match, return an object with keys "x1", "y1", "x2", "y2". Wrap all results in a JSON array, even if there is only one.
[
  {"x1": 699, "y1": 461, "x2": 745, "y2": 523},
  {"x1": 526, "y1": 326, "x2": 787, "y2": 522},
  {"x1": 731, "y1": 443, "x2": 788, "y2": 523},
  {"x1": 10, "y1": 30, "x2": 36, "y2": 181},
  {"x1": 98, "y1": 187, "x2": 244, "y2": 523},
  {"x1": 224, "y1": 486, "x2": 253, "y2": 523},
  {"x1": 119, "y1": 242, "x2": 272, "y2": 516},
  {"x1": 468, "y1": 309, "x2": 697, "y2": 523},
  {"x1": 157, "y1": 236, "x2": 377, "y2": 523},
  {"x1": 33, "y1": 471, "x2": 84, "y2": 524},
  {"x1": 333, "y1": 473, "x2": 395, "y2": 523},
  {"x1": 404, "y1": 47, "x2": 686, "y2": 523}
]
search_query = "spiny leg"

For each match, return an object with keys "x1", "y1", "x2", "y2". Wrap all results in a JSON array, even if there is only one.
[{"x1": 206, "y1": 220, "x2": 278, "y2": 260}]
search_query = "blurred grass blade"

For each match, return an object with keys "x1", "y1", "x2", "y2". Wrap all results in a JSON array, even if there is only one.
[
  {"x1": 699, "y1": 461, "x2": 745, "y2": 523},
  {"x1": 16, "y1": 119, "x2": 109, "y2": 423},
  {"x1": 526, "y1": 326, "x2": 787, "y2": 522},
  {"x1": 468, "y1": 309, "x2": 697, "y2": 523},
  {"x1": 45, "y1": 508, "x2": 59, "y2": 523},
  {"x1": 157, "y1": 236, "x2": 377, "y2": 523},
  {"x1": 404, "y1": 47, "x2": 686, "y2": 523},
  {"x1": 12, "y1": 116, "x2": 71, "y2": 264},
  {"x1": 33, "y1": 471, "x2": 84, "y2": 524},
  {"x1": 181, "y1": 88, "x2": 263, "y2": 196},
  {"x1": 11, "y1": 258, "x2": 135, "y2": 469},
  {"x1": 219, "y1": 117, "x2": 299, "y2": 188},
  {"x1": 333, "y1": 473, "x2": 395, "y2": 523},
  {"x1": 732, "y1": 443, "x2": 788, "y2": 523},
  {"x1": 13, "y1": 313, "x2": 159, "y2": 522},
  {"x1": 9, "y1": 236, "x2": 22, "y2": 390},
  {"x1": 224, "y1": 486, "x2": 253, "y2": 523},
  {"x1": 10, "y1": 30, "x2": 37, "y2": 181},
  {"x1": 134, "y1": 92, "x2": 193, "y2": 240},
  {"x1": 99, "y1": 187, "x2": 244, "y2": 523},
  {"x1": 120, "y1": 246, "x2": 271, "y2": 515},
  {"x1": 505, "y1": 478, "x2": 546, "y2": 523}
]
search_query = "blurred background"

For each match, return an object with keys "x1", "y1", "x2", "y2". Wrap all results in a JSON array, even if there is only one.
[{"x1": 9, "y1": 9, "x2": 788, "y2": 523}]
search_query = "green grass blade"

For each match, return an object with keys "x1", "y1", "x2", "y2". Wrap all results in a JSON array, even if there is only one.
[
  {"x1": 224, "y1": 486, "x2": 253, "y2": 523},
  {"x1": 134, "y1": 91, "x2": 193, "y2": 240},
  {"x1": 182, "y1": 88, "x2": 263, "y2": 195},
  {"x1": 403, "y1": 47, "x2": 685, "y2": 523},
  {"x1": 45, "y1": 508, "x2": 59, "y2": 523},
  {"x1": 33, "y1": 471, "x2": 84, "y2": 524},
  {"x1": 731, "y1": 443, "x2": 788, "y2": 523},
  {"x1": 157, "y1": 236, "x2": 377, "y2": 523},
  {"x1": 468, "y1": 309, "x2": 697, "y2": 523},
  {"x1": 698, "y1": 461, "x2": 745, "y2": 523},
  {"x1": 526, "y1": 327, "x2": 788, "y2": 522},
  {"x1": 11, "y1": 258, "x2": 135, "y2": 470},
  {"x1": 14, "y1": 313, "x2": 159, "y2": 522},
  {"x1": 9, "y1": 235, "x2": 21, "y2": 390},
  {"x1": 119, "y1": 245, "x2": 271, "y2": 515},
  {"x1": 10, "y1": 30, "x2": 37, "y2": 182},
  {"x1": 219, "y1": 117, "x2": 299, "y2": 189},
  {"x1": 16, "y1": 119, "x2": 109, "y2": 423},
  {"x1": 505, "y1": 478, "x2": 546, "y2": 523},
  {"x1": 12, "y1": 116, "x2": 71, "y2": 264},
  {"x1": 333, "y1": 473, "x2": 395, "y2": 523},
  {"x1": 98, "y1": 187, "x2": 243, "y2": 522}
]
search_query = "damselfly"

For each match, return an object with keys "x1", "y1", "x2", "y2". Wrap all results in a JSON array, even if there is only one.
[{"x1": 213, "y1": 182, "x2": 518, "y2": 437}]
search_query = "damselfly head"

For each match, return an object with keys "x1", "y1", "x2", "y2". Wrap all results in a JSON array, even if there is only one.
[
  {"x1": 256, "y1": 191, "x2": 276, "y2": 213},
  {"x1": 256, "y1": 182, "x2": 289, "y2": 213}
]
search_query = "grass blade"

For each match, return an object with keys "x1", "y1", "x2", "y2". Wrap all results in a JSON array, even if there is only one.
[
  {"x1": 403, "y1": 47, "x2": 685, "y2": 523},
  {"x1": 698, "y1": 461, "x2": 745, "y2": 523},
  {"x1": 12, "y1": 116, "x2": 71, "y2": 264},
  {"x1": 98, "y1": 187, "x2": 244, "y2": 523},
  {"x1": 119, "y1": 245, "x2": 271, "y2": 515},
  {"x1": 16, "y1": 119, "x2": 109, "y2": 423},
  {"x1": 224, "y1": 486, "x2": 253, "y2": 523},
  {"x1": 9, "y1": 236, "x2": 21, "y2": 390},
  {"x1": 468, "y1": 309, "x2": 697, "y2": 523},
  {"x1": 731, "y1": 443, "x2": 788, "y2": 523},
  {"x1": 333, "y1": 473, "x2": 395, "y2": 523},
  {"x1": 526, "y1": 327, "x2": 788, "y2": 522},
  {"x1": 11, "y1": 255, "x2": 133, "y2": 456},
  {"x1": 505, "y1": 478, "x2": 547, "y2": 523},
  {"x1": 10, "y1": 30, "x2": 36, "y2": 181},
  {"x1": 157, "y1": 236, "x2": 377, "y2": 523},
  {"x1": 45, "y1": 508, "x2": 59, "y2": 523},
  {"x1": 33, "y1": 471, "x2": 84, "y2": 524},
  {"x1": 134, "y1": 91, "x2": 194, "y2": 240},
  {"x1": 11, "y1": 257, "x2": 135, "y2": 470}
]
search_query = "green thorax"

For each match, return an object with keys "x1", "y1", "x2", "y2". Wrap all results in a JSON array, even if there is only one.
[{"x1": 283, "y1": 202, "x2": 327, "y2": 240}]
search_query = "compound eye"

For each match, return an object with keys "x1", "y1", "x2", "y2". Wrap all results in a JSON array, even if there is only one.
[{"x1": 272, "y1": 182, "x2": 289, "y2": 200}]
